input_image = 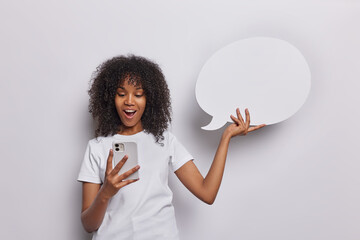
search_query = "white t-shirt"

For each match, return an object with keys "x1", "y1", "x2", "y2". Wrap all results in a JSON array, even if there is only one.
[{"x1": 77, "y1": 130, "x2": 193, "y2": 240}]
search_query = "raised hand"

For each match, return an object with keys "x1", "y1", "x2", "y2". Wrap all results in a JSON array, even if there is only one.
[
  {"x1": 225, "y1": 108, "x2": 265, "y2": 138},
  {"x1": 101, "y1": 149, "x2": 140, "y2": 199}
]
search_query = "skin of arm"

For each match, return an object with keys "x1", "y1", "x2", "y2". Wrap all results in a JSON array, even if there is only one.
[
  {"x1": 81, "y1": 151, "x2": 140, "y2": 233},
  {"x1": 81, "y1": 183, "x2": 109, "y2": 233},
  {"x1": 175, "y1": 108, "x2": 265, "y2": 205}
]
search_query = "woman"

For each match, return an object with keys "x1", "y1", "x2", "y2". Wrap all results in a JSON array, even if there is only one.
[{"x1": 78, "y1": 55, "x2": 265, "y2": 239}]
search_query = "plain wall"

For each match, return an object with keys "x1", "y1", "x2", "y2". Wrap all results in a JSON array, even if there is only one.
[{"x1": 1, "y1": 0, "x2": 359, "y2": 239}]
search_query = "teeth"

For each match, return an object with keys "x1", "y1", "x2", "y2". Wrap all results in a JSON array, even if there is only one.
[{"x1": 124, "y1": 110, "x2": 136, "y2": 113}]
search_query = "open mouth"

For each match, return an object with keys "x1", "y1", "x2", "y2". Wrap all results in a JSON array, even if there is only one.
[{"x1": 123, "y1": 109, "x2": 137, "y2": 118}]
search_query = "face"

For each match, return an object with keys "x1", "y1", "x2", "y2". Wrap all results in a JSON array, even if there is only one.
[{"x1": 115, "y1": 79, "x2": 146, "y2": 134}]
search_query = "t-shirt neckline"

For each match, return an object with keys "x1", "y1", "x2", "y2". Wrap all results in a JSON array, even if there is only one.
[{"x1": 114, "y1": 130, "x2": 145, "y2": 138}]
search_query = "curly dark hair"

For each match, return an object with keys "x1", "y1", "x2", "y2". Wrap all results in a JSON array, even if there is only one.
[{"x1": 88, "y1": 55, "x2": 172, "y2": 143}]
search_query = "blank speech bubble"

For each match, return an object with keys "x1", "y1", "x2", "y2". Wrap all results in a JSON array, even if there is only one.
[{"x1": 195, "y1": 37, "x2": 311, "y2": 130}]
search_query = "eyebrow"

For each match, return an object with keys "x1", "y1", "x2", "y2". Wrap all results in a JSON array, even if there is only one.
[{"x1": 118, "y1": 87, "x2": 143, "y2": 90}]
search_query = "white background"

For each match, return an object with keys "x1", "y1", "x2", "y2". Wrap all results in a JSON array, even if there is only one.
[{"x1": 1, "y1": 0, "x2": 359, "y2": 239}]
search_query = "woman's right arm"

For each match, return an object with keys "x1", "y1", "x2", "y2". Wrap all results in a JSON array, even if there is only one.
[
  {"x1": 81, "y1": 182, "x2": 109, "y2": 233},
  {"x1": 81, "y1": 150, "x2": 140, "y2": 233}
]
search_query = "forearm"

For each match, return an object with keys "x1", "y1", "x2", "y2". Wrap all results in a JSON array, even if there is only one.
[
  {"x1": 176, "y1": 108, "x2": 264, "y2": 205},
  {"x1": 202, "y1": 132, "x2": 231, "y2": 204},
  {"x1": 81, "y1": 188, "x2": 110, "y2": 233}
]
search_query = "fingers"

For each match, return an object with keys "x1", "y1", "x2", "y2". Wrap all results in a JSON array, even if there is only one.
[
  {"x1": 116, "y1": 178, "x2": 139, "y2": 189},
  {"x1": 118, "y1": 165, "x2": 140, "y2": 181},
  {"x1": 230, "y1": 114, "x2": 241, "y2": 125},
  {"x1": 105, "y1": 149, "x2": 114, "y2": 175},
  {"x1": 245, "y1": 108, "x2": 250, "y2": 129},
  {"x1": 231, "y1": 108, "x2": 265, "y2": 135},
  {"x1": 248, "y1": 124, "x2": 266, "y2": 132},
  {"x1": 236, "y1": 108, "x2": 245, "y2": 124},
  {"x1": 235, "y1": 108, "x2": 249, "y2": 134},
  {"x1": 103, "y1": 153, "x2": 140, "y2": 197},
  {"x1": 111, "y1": 155, "x2": 129, "y2": 176}
]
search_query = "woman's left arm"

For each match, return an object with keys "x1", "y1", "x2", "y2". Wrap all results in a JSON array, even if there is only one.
[{"x1": 175, "y1": 108, "x2": 265, "y2": 205}]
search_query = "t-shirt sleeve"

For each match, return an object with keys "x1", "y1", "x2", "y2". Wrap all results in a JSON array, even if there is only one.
[
  {"x1": 77, "y1": 140, "x2": 102, "y2": 184},
  {"x1": 169, "y1": 134, "x2": 194, "y2": 172}
]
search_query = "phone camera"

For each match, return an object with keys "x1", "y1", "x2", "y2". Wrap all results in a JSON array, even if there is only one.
[{"x1": 115, "y1": 143, "x2": 119, "y2": 147}]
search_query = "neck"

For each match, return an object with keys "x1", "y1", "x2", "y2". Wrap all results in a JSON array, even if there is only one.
[{"x1": 118, "y1": 124, "x2": 143, "y2": 136}]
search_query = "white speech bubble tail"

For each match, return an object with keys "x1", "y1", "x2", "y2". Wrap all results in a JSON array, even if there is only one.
[{"x1": 201, "y1": 117, "x2": 226, "y2": 131}]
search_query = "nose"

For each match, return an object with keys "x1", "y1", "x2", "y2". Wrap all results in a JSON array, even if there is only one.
[{"x1": 125, "y1": 94, "x2": 135, "y2": 106}]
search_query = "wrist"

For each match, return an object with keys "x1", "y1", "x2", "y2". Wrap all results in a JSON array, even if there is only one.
[
  {"x1": 221, "y1": 131, "x2": 232, "y2": 142},
  {"x1": 98, "y1": 186, "x2": 112, "y2": 203}
]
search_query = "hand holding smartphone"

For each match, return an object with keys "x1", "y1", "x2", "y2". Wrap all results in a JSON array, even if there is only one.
[{"x1": 112, "y1": 141, "x2": 139, "y2": 180}]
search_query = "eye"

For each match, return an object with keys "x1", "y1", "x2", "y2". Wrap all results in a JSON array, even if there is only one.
[
  {"x1": 135, "y1": 91, "x2": 144, "y2": 97},
  {"x1": 117, "y1": 92, "x2": 125, "y2": 97}
]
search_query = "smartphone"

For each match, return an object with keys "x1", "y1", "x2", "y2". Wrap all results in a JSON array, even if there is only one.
[{"x1": 112, "y1": 141, "x2": 139, "y2": 180}]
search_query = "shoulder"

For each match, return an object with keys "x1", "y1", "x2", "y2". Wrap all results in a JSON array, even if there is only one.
[
  {"x1": 160, "y1": 130, "x2": 181, "y2": 149},
  {"x1": 141, "y1": 130, "x2": 174, "y2": 146},
  {"x1": 162, "y1": 130, "x2": 174, "y2": 141},
  {"x1": 87, "y1": 136, "x2": 109, "y2": 147},
  {"x1": 160, "y1": 130, "x2": 175, "y2": 143},
  {"x1": 86, "y1": 135, "x2": 114, "y2": 155}
]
